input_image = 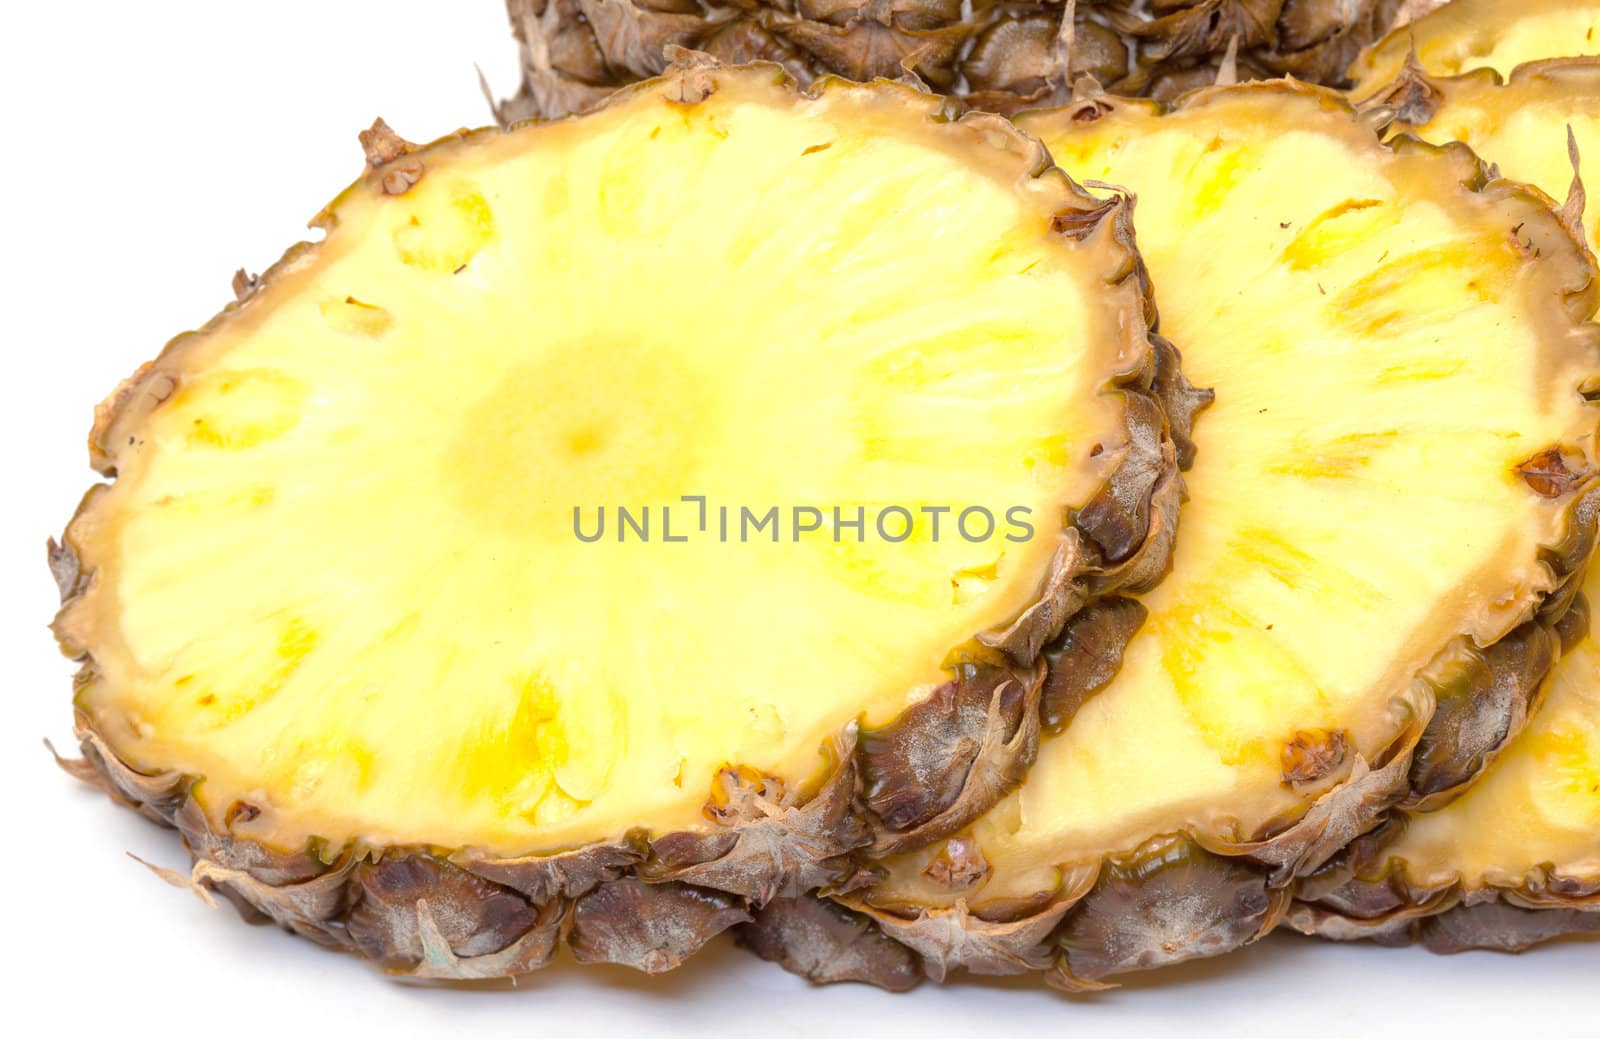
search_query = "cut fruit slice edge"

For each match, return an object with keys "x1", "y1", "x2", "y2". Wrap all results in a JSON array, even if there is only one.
[
  {"x1": 1289, "y1": 589, "x2": 1600, "y2": 951},
  {"x1": 740, "y1": 80, "x2": 1600, "y2": 989},
  {"x1": 1288, "y1": 57, "x2": 1600, "y2": 954},
  {"x1": 49, "y1": 60, "x2": 1197, "y2": 978},
  {"x1": 1350, "y1": 0, "x2": 1600, "y2": 97},
  {"x1": 1368, "y1": 57, "x2": 1599, "y2": 250}
]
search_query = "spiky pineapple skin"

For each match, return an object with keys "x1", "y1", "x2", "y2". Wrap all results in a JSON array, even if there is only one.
[
  {"x1": 50, "y1": 59, "x2": 1200, "y2": 980},
  {"x1": 498, "y1": 0, "x2": 1446, "y2": 121},
  {"x1": 1290, "y1": 807, "x2": 1600, "y2": 954},
  {"x1": 737, "y1": 79, "x2": 1600, "y2": 991},
  {"x1": 1291, "y1": 591, "x2": 1600, "y2": 952}
]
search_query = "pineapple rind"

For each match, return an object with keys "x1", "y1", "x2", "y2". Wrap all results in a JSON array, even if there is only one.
[
  {"x1": 735, "y1": 890, "x2": 924, "y2": 990},
  {"x1": 741, "y1": 80, "x2": 1600, "y2": 989},
  {"x1": 1369, "y1": 58, "x2": 1600, "y2": 253},
  {"x1": 1351, "y1": 0, "x2": 1600, "y2": 97},
  {"x1": 1288, "y1": 58, "x2": 1600, "y2": 955},
  {"x1": 1290, "y1": 597, "x2": 1600, "y2": 952},
  {"x1": 501, "y1": 0, "x2": 1436, "y2": 122},
  {"x1": 51, "y1": 61, "x2": 1191, "y2": 978}
]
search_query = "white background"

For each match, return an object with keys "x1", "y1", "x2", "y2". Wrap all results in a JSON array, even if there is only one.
[{"x1": 0, "y1": 3, "x2": 1593, "y2": 1036}]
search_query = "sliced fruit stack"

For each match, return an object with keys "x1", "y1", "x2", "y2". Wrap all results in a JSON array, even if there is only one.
[
  {"x1": 49, "y1": 0, "x2": 1599, "y2": 988},
  {"x1": 742, "y1": 71, "x2": 1600, "y2": 989}
]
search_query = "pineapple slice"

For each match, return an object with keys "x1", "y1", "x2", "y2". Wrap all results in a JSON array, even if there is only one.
[
  {"x1": 1288, "y1": 58, "x2": 1600, "y2": 954},
  {"x1": 50, "y1": 62, "x2": 1193, "y2": 978},
  {"x1": 740, "y1": 82, "x2": 1600, "y2": 989},
  {"x1": 1371, "y1": 58, "x2": 1599, "y2": 250},
  {"x1": 1352, "y1": 0, "x2": 1600, "y2": 96},
  {"x1": 1290, "y1": 588, "x2": 1600, "y2": 950}
]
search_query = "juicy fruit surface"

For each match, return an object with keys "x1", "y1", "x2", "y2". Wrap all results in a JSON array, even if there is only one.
[
  {"x1": 1352, "y1": 0, "x2": 1600, "y2": 93},
  {"x1": 59, "y1": 74, "x2": 1136, "y2": 854},
  {"x1": 871, "y1": 87, "x2": 1597, "y2": 908},
  {"x1": 1394, "y1": 61, "x2": 1600, "y2": 250}
]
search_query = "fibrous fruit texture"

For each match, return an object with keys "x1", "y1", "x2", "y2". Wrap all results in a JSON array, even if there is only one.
[
  {"x1": 1288, "y1": 58, "x2": 1600, "y2": 955},
  {"x1": 739, "y1": 81, "x2": 1600, "y2": 990},
  {"x1": 50, "y1": 61, "x2": 1194, "y2": 978},
  {"x1": 1351, "y1": 0, "x2": 1600, "y2": 98},
  {"x1": 500, "y1": 0, "x2": 1441, "y2": 121}
]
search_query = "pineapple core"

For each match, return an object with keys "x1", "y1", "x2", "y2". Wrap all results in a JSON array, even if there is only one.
[
  {"x1": 62, "y1": 78, "x2": 1134, "y2": 854},
  {"x1": 869, "y1": 89, "x2": 1597, "y2": 907},
  {"x1": 1353, "y1": 0, "x2": 1600, "y2": 94}
]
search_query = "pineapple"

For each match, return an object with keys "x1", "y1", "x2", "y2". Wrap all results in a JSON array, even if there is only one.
[
  {"x1": 1351, "y1": 0, "x2": 1600, "y2": 97},
  {"x1": 499, "y1": 1, "x2": 1438, "y2": 121},
  {"x1": 1289, "y1": 55, "x2": 1600, "y2": 955},
  {"x1": 49, "y1": 60, "x2": 1196, "y2": 978},
  {"x1": 1289, "y1": 586, "x2": 1600, "y2": 950},
  {"x1": 740, "y1": 81, "x2": 1600, "y2": 989},
  {"x1": 1369, "y1": 58, "x2": 1598, "y2": 251}
]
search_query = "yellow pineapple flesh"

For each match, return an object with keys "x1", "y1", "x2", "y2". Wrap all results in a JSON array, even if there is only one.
[
  {"x1": 62, "y1": 74, "x2": 1147, "y2": 853},
  {"x1": 1352, "y1": 0, "x2": 1600, "y2": 95}
]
